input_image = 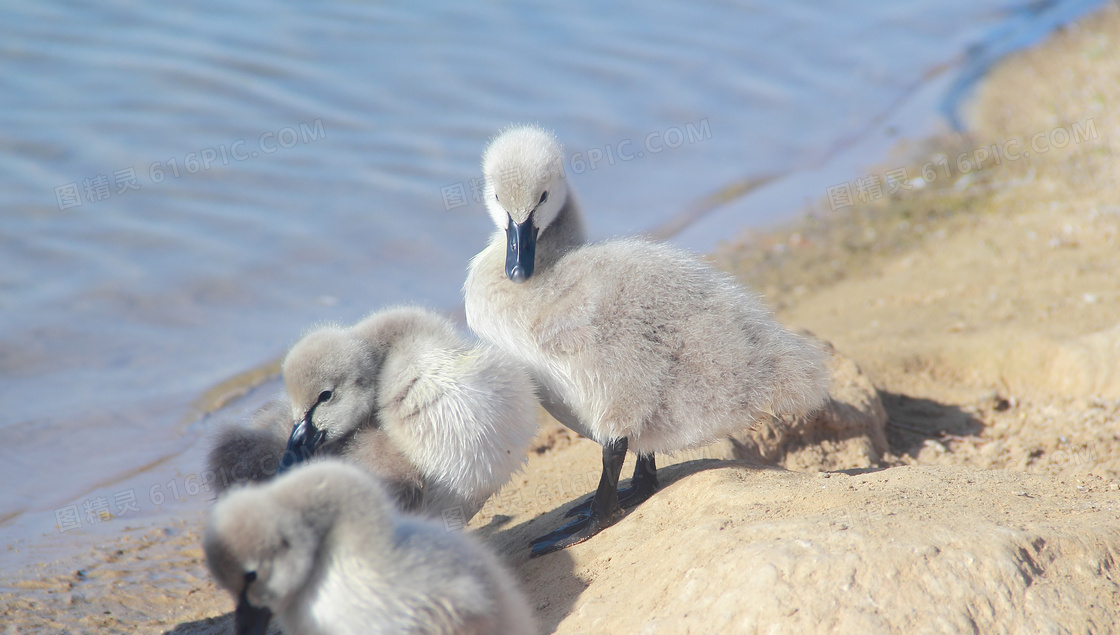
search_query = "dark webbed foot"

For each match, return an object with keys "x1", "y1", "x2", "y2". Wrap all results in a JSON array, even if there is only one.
[
  {"x1": 529, "y1": 513, "x2": 614, "y2": 557},
  {"x1": 562, "y1": 453, "x2": 659, "y2": 518},
  {"x1": 560, "y1": 497, "x2": 593, "y2": 520},
  {"x1": 559, "y1": 484, "x2": 652, "y2": 519},
  {"x1": 529, "y1": 438, "x2": 631, "y2": 558}
]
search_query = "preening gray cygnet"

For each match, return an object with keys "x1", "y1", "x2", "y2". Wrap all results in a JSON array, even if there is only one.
[
  {"x1": 279, "y1": 305, "x2": 539, "y2": 521},
  {"x1": 204, "y1": 460, "x2": 537, "y2": 635},
  {"x1": 463, "y1": 125, "x2": 831, "y2": 556}
]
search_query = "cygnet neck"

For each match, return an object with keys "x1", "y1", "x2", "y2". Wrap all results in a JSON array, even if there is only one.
[{"x1": 534, "y1": 193, "x2": 587, "y2": 272}]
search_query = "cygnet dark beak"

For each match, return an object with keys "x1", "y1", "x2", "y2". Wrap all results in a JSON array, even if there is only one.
[
  {"x1": 235, "y1": 577, "x2": 273, "y2": 635},
  {"x1": 277, "y1": 413, "x2": 325, "y2": 474},
  {"x1": 505, "y1": 212, "x2": 538, "y2": 283}
]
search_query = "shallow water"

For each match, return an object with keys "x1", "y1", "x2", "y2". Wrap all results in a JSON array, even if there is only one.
[{"x1": 0, "y1": 0, "x2": 1104, "y2": 567}]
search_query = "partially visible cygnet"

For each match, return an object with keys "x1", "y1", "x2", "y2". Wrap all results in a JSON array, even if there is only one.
[
  {"x1": 205, "y1": 396, "x2": 426, "y2": 509},
  {"x1": 206, "y1": 398, "x2": 292, "y2": 494},
  {"x1": 204, "y1": 460, "x2": 537, "y2": 635}
]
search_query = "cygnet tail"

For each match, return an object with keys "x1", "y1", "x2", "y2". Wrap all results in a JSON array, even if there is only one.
[{"x1": 762, "y1": 329, "x2": 831, "y2": 419}]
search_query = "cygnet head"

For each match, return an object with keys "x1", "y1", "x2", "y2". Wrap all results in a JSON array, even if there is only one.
[
  {"x1": 204, "y1": 461, "x2": 392, "y2": 635},
  {"x1": 204, "y1": 492, "x2": 310, "y2": 634},
  {"x1": 280, "y1": 326, "x2": 380, "y2": 467},
  {"x1": 482, "y1": 125, "x2": 568, "y2": 283}
]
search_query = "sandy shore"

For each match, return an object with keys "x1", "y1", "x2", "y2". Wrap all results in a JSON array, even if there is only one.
[{"x1": 3, "y1": 5, "x2": 1120, "y2": 633}]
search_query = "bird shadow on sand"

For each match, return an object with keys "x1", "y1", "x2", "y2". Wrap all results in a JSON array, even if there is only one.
[
  {"x1": 164, "y1": 613, "x2": 261, "y2": 635},
  {"x1": 879, "y1": 391, "x2": 983, "y2": 457},
  {"x1": 164, "y1": 608, "x2": 282, "y2": 635},
  {"x1": 472, "y1": 457, "x2": 775, "y2": 633}
]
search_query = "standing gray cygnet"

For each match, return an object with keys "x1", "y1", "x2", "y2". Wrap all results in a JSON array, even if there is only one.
[
  {"x1": 279, "y1": 305, "x2": 539, "y2": 521},
  {"x1": 463, "y1": 125, "x2": 831, "y2": 556},
  {"x1": 204, "y1": 460, "x2": 537, "y2": 635}
]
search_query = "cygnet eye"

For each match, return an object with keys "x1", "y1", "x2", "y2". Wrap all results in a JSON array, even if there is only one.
[
  {"x1": 539, "y1": 191, "x2": 548, "y2": 204},
  {"x1": 318, "y1": 390, "x2": 333, "y2": 403},
  {"x1": 495, "y1": 193, "x2": 500, "y2": 203}
]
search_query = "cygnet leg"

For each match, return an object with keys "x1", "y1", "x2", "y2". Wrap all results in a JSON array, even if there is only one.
[
  {"x1": 620, "y1": 453, "x2": 659, "y2": 506},
  {"x1": 563, "y1": 453, "x2": 659, "y2": 519},
  {"x1": 529, "y1": 438, "x2": 627, "y2": 557}
]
